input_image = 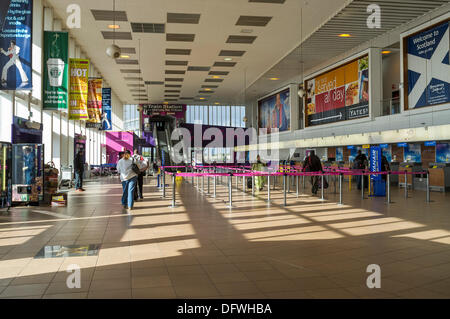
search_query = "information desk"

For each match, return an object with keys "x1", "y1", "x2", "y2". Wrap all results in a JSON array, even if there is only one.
[{"x1": 428, "y1": 163, "x2": 450, "y2": 192}]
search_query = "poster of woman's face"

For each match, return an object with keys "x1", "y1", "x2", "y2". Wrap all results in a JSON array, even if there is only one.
[{"x1": 258, "y1": 88, "x2": 291, "y2": 134}]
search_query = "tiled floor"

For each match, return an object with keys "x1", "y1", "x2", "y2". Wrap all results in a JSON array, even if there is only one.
[{"x1": 0, "y1": 175, "x2": 450, "y2": 299}]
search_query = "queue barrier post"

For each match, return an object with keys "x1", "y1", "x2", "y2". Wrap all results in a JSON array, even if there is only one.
[
  {"x1": 321, "y1": 174, "x2": 325, "y2": 201},
  {"x1": 267, "y1": 174, "x2": 271, "y2": 204},
  {"x1": 404, "y1": 171, "x2": 408, "y2": 199},
  {"x1": 426, "y1": 171, "x2": 431, "y2": 203},
  {"x1": 227, "y1": 174, "x2": 233, "y2": 208},
  {"x1": 283, "y1": 174, "x2": 287, "y2": 207},
  {"x1": 252, "y1": 175, "x2": 255, "y2": 196},
  {"x1": 163, "y1": 168, "x2": 166, "y2": 198},
  {"x1": 207, "y1": 174, "x2": 210, "y2": 194},
  {"x1": 170, "y1": 173, "x2": 177, "y2": 208},
  {"x1": 296, "y1": 175, "x2": 299, "y2": 198},
  {"x1": 339, "y1": 173, "x2": 343, "y2": 205},
  {"x1": 361, "y1": 173, "x2": 364, "y2": 200},
  {"x1": 387, "y1": 172, "x2": 391, "y2": 204}
]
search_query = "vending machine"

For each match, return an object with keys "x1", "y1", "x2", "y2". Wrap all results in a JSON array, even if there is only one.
[
  {"x1": 0, "y1": 142, "x2": 12, "y2": 209},
  {"x1": 12, "y1": 144, "x2": 44, "y2": 205}
]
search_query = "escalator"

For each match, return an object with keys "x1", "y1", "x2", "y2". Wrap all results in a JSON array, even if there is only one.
[{"x1": 152, "y1": 116, "x2": 175, "y2": 169}]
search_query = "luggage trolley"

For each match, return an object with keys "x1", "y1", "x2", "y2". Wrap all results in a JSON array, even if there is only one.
[{"x1": 59, "y1": 165, "x2": 73, "y2": 189}]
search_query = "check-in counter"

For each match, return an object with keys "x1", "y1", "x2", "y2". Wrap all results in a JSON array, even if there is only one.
[
  {"x1": 399, "y1": 162, "x2": 422, "y2": 189},
  {"x1": 428, "y1": 163, "x2": 450, "y2": 192}
]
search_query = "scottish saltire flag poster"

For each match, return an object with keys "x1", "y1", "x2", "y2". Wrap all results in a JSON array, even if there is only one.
[{"x1": 406, "y1": 21, "x2": 450, "y2": 109}]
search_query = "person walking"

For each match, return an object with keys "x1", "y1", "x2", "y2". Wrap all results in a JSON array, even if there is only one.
[
  {"x1": 133, "y1": 149, "x2": 148, "y2": 201},
  {"x1": 74, "y1": 149, "x2": 85, "y2": 192},
  {"x1": 302, "y1": 150, "x2": 323, "y2": 195},
  {"x1": 117, "y1": 150, "x2": 143, "y2": 211},
  {"x1": 252, "y1": 155, "x2": 267, "y2": 193},
  {"x1": 353, "y1": 150, "x2": 368, "y2": 190}
]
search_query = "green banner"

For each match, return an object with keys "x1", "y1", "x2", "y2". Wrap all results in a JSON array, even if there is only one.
[{"x1": 43, "y1": 31, "x2": 69, "y2": 110}]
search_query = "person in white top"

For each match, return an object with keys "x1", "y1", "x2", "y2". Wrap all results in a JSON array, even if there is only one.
[
  {"x1": 116, "y1": 150, "x2": 144, "y2": 210},
  {"x1": 132, "y1": 149, "x2": 149, "y2": 201},
  {"x1": 1, "y1": 40, "x2": 29, "y2": 86}
]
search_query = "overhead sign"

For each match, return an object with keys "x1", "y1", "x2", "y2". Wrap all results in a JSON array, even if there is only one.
[
  {"x1": 0, "y1": 0, "x2": 32, "y2": 91},
  {"x1": 86, "y1": 78, "x2": 103, "y2": 128},
  {"x1": 424, "y1": 141, "x2": 436, "y2": 147},
  {"x1": 379, "y1": 144, "x2": 389, "y2": 148},
  {"x1": 362, "y1": 144, "x2": 371, "y2": 149},
  {"x1": 69, "y1": 59, "x2": 89, "y2": 120},
  {"x1": 143, "y1": 104, "x2": 184, "y2": 114},
  {"x1": 370, "y1": 146, "x2": 382, "y2": 182},
  {"x1": 405, "y1": 20, "x2": 450, "y2": 110},
  {"x1": 101, "y1": 88, "x2": 112, "y2": 131},
  {"x1": 305, "y1": 55, "x2": 369, "y2": 127},
  {"x1": 397, "y1": 143, "x2": 408, "y2": 147},
  {"x1": 43, "y1": 31, "x2": 68, "y2": 110}
]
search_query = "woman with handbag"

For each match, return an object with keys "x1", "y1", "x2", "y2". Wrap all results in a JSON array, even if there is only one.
[{"x1": 117, "y1": 150, "x2": 143, "y2": 211}]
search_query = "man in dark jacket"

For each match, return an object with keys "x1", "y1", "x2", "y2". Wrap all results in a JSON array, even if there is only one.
[
  {"x1": 74, "y1": 150, "x2": 85, "y2": 192},
  {"x1": 302, "y1": 150, "x2": 323, "y2": 195},
  {"x1": 354, "y1": 150, "x2": 368, "y2": 190}
]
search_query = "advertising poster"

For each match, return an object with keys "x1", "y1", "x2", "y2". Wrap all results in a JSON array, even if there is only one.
[
  {"x1": 86, "y1": 78, "x2": 102, "y2": 128},
  {"x1": 349, "y1": 146, "x2": 368, "y2": 163},
  {"x1": 336, "y1": 147, "x2": 344, "y2": 162},
  {"x1": 406, "y1": 20, "x2": 450, "y2": 109},
  {"x1": 370, "y1": 147, "x2": 382, "y2": 181},
  {"x1": 258, "y1": 88, "x2": 291, "y2": 134},
  {"x1": 305, "y1": 55, "x2": 369, "y2": 127},
  {"x1": 404, "y1": 144, "x2": 422, "y2": 163},
  {"x1": 69, "y1": 59, "x2": 89, "y2": 120},
  {"x1": 0, "y1": 0, "x2": 32, "y2": 90},
  {"x1": 381, "y1": 145, "x2": 392, "y2": 163},
  {"x1": 43, "y1": 31, "x2": 68, "y2": 110},
  {"x1": 101, "y1": 88, "x2": 112, "y2": 131},
  {"x1": 436, "y1": 143, "x2": 450, "y2": 163}
]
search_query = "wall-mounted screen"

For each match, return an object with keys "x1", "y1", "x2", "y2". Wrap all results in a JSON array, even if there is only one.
[
  {"x1": 258, "y1": 88, "x2": 291, "y2": 134},
  {"x1": 404, "y1": 20, "x2": 450, "y2": 110},
  {"x1": 305, "y1": 55, "x2": 369, "y2": 127}
]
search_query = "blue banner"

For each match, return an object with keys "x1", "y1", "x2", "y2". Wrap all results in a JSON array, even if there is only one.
[
  {"x1": 424, "y1": 141, "x2": 436, "y2": 147},
  {"x1": 336, "y1": 147, "x2": 343, "y2": 162},
  {"x1": 407, "y1": 21, "x2": 450, "y2": 109},
  {"x1": 404, "y1": 144, "x2": 422, "y2": 163},
  {"x1": 0, "y1": 0, "x2": 32, "y2": 90},
  {"x1": 436, "y1": 143, "x2": 450, "y2": 163},
  {"x1": 379, "y1": 144, "x2": 389, "y2": 148},
  {"x1": 370, "y1": 147, "x2": 382, "y2": 181},
  {"x1": 398, "y1": 143, "x2": 408, "y2": 148},
  {"x1": 101, "y1": 88, "x2": 112, "y2": 131},
  {"x1": 0, "y1": 1, "x2": 11, "y2": 32}
]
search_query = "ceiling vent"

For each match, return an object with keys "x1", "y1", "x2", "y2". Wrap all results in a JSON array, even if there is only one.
[
  {"x1": 187, "y1": 66, "x2": 211, "y2": 71},
  {"x1": 167, "y1": 13, "x2": 201, "y2": 24},
  {"x1": 120, "y1": 69, "x2": 141, "y2": 73},
  {"x1": 165, "y1": 60, "x2": 189, "y2": 66},
  {"x1": 120, "y1": 47, "x2": 136, "y2": 54},
  {"x1": 131, "y1": 23, "x2": 165, "y2": 33},
  {"x1": 166, "y1": 34, "x2": 195, "y2": 42},
  {"x1": 202, "y1": 85, "x2": 219, "y2": 88},
  {"x1": 165, "y1": 70, "x2": 186, "y2": 75},
  {"x1": 199, "y1": 91, "x2": 214, "y2": 94},
  {"x1": 165, "y1": 78, "x2": 184, "y2": 82},
  {"x1": 236, "y1": 16, "x2": 272, "y2": 26},
  {"x1": 248, "y1": 0, "x2": 285, "y2": 3},
  {"x1": 165, "y1": 90, "x2": 181, "y2": 93},
  {"x1": 209, "y1": 71, "x2": 229, "y2": 76},
  {"x1": 124, "y1": 77, "x2": 143, "y2": 81},
  {"x1": 166, "y1": 49, "x2": 192, "y2": 55},
  {"x1": 226, "y1": 35, "x2": 257, "y2": 44},
  {"x1": 145, "y1": 81, "x2": 164, "y2": 85},
  {"x1": 180, "y1": 97, "x2": 194, "y2": 100},
  {"x1": 213, "y1": 62, "x2": 237, "y2": 67},
  {"x1": 91, "y1": 10, "x2": 128, "y2": 21},
  {"x1": 101, "y1": 31, "x2": 132, "y2": 40},
  {"x1": 165, "y1": 84, "x2": 182, "y2": 88},
  {"x1": 205, "y1": 79, "x2": 224, "y2": 83},
  {"x1": 127, "y1": 84, "x2": 145, "y2": 87},
  {"x1": 219, "y1": 50, "x2": 246, "y2": 57},
  {"x1": 116, "y1": 59, "x2": 139, "y2": 65}
]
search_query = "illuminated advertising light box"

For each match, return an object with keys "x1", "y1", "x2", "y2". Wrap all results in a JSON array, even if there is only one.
[
  {"x1": 404, "y1": 19, "x2": 450, "y2": 110},
  {"x1": 305, "y1": 54, "x2": 369, "y2": 127},
  {"x1": 258, "y1": 88, "x2": 291, "y2": 134}
]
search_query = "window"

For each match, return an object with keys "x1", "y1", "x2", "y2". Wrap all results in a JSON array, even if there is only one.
[
  {"x1": 123, "y1": 104, "x2": 140, "y2": 133},
  {"x1": 185, "y1": 105, "x2": 246, "y2": 128}
]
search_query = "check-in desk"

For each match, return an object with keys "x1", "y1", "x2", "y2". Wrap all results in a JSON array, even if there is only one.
[
  {"x1": 399, "y1": 162, "x2": 423, "y2": 189},
  {"x1": 428, "y1": 163, "x2": 450, "y2": 192}
]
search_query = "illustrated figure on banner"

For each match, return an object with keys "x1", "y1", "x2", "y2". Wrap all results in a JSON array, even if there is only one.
[
  {"x1": 1, "y1": 40, "x2": 29, "y2": 87},
  {"x1": 271, "y1": 93, "x2": 288, "y2": 132},
  {"x1": 101, "y1": 112, "x2": 111, "y2": 130}
]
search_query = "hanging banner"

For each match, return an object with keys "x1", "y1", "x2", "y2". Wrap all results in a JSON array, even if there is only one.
[
  {"x1": 69, "y1": 59, "x2": 89, "y2": 120},
  {"x1": 370, "y1": 147, "x2": 382, "y2": 181},
  {"x1": 101, "y1": 88, "x2": 112, "y2": 131},
  {"x1": 0, "y1": 0, "x2": 32, "y2": 90},
  {"x1": 405, "y1": 20, "x2": 450, "y2": 110},
  {"x1": 305, "y1": 55, "x2": 369, "y2": 127},
  {"x1": 43, "y1": 31, "x2": 68, "y2": 110},
  {"x1": 0, "y1": 1, "x2": 11, "y2": 32},
  {"x1": 86, "y1": 78, "x2": 102, "y2": 128}
]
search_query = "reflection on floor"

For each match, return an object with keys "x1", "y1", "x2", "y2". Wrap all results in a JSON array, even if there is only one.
[{"x1": 0, "y1": 175, "x2": 450, "y2": 299}]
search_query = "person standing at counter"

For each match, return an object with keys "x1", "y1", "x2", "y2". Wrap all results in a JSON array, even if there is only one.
[
  {"x1": 354, "y1": 150, "x2": 368, "y2": 190},
  {"x1": 302, "y1": 150, "x2": 323, "y2": 195}
]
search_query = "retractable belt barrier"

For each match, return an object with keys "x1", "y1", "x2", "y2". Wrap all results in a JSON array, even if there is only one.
[{"x1": 161, "y1": 165, "x2": 431, "y2": 208}]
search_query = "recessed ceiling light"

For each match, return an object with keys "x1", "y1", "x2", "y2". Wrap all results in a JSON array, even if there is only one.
[
  {"x1": 215, "y1": 102, "x2": 220, "y2": 105},
  {"x1": 212, "y1": 76, "x2": 221, "y2": 79},
  {"x1": 205, "y1": 88, "x2": 212, "y2": 91},
  {"x1": 224, "y1": 58, "x2": 233, "y2": 61},
  {"x1": 108, "y1": 24, "x2": 120, "y2": 29},
  {"x1": 164, "y1": 102, "x2": 169, "y2": 104},
  {"x1": 199, "y1": 97, "x2": 205, "y2": 100},
  {"x1": 382, "y1": 50, "x2": 392, "y2": 54},
  {"x1": 338, "y1": 34, "x2": 351, "y2": 37},
  {"x1": 120, "y1": 55, "x2": 130, "y2": 59},
  {"x1": 269, "y1": 77, "x2": 280, "y2": 81}
]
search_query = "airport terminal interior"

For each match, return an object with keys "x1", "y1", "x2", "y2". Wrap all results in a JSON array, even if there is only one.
[{"x1": 0, "y1": 0, "x2": 450, "y2": 300}]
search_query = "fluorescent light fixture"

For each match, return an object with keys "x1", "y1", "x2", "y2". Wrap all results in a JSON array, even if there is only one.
[
  {"x1": 205, "y1": 88, "x2": 212, "y2": 91},
  {"x1": 108, "y1": 24, "x2": 120, "y2": 29},
  {"x1": 338, "y1": 34, "x2": 351, "y2": 37},
  {"x1": 382, "y1": 50, "x2": 392, "y2": 54},
  {"x1": 120, "y1": 55, "x2": 130, "y2": 58},
  {"x1": 224, "y1": 58, "x2": 233, "y2": 61},
  {"x1": 269, "y1": 77, "x2": 280, "y2": 81},
  {"x1": 212, "y1": 76, "x2": 221, "y2": 79}
]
